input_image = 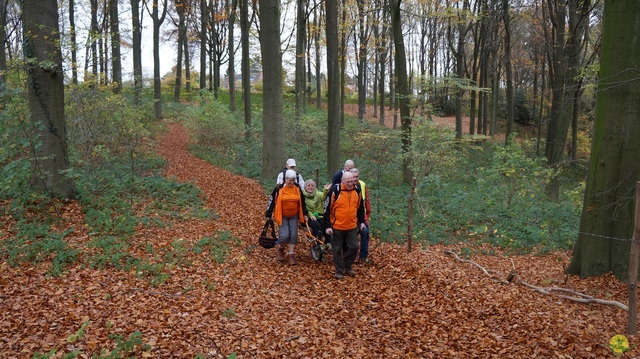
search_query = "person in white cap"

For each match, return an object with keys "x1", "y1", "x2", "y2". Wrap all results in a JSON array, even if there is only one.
[{"x1": 276, "y1": 158, "x2": 304, "y2": 190}]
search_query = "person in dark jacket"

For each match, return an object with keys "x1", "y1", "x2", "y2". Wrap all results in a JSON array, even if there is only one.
[
  {"x1": 350, "y1": 168, "x2": 372, "y2": 264},
  {"x1": 331, "y1": 159, "x2": 355, "y2": 185},
  {"x1": 266, "y1": 170, "x2": 309, "y2": 264}
]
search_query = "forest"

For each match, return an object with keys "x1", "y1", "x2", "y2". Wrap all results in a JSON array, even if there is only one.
[{"x1": 1, "y1": 0, "x2": 640, "y2": 357}]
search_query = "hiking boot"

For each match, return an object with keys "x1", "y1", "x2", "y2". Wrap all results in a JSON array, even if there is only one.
[
  {"x1": 335, "y1": 272, "x2": 344, "y2": 279},
  {"x1": 346, "y1": 268, "x2": 356, "y2": 277},
  {"x1": 288, "y1": 253, "x2": 297, "y2": 265},
  {"x1": 360, "y1": 258, "x2": 372, "y2": 265},
  {"x1": 277, "y1": 247, "x2": 285, "y2": 262}
]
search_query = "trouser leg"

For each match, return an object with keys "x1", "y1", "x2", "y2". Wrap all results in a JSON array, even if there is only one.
[
  {"x1": 359, "y1": 224, "x2": 370, "y2": 260},
  {"x1": 343, "y1": 228, "x2": 360, "y2": 270}
]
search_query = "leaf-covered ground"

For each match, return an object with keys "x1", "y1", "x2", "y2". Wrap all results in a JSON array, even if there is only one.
[{"x1": 0, "y1": 122, "x2": 636, "y2": 358}]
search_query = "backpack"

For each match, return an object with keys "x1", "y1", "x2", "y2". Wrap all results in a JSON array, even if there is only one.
[
  {"x1": 280, "y1": 167, "x2": 302, "y2": 187},
  {"x1": 323, "y1": 183, "x2": 361, "y2": 217}
]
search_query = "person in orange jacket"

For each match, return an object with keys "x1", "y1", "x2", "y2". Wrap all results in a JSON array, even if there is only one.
[
  {"x1": 266, "y1": 170, "x2": 309, "y2": 265},
  {"x1": 323, "y1": 171, "x2": 365, "y2": 279}
]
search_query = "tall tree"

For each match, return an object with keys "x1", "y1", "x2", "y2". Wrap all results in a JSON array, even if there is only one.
[
  {"x1": 502, "y1": 0, "x2": 513, "y2": 144},
  {"x1": 22, "y1": 0, "x2": 76, "y2": 198},
  {"x1": 109, "y1": 0, "x2": 122, "y2": 93},
  {"x1": 339, "y1": 0, "x2": 346, "y2": 127},
  {"x1": 200, "y1": 0, "x2": 208, "y2": 90},
  {"x1": 313, "y1": 0, "x2": 323, "y2": 109},
  {"x1": 0, "y1": 0, "x2": 6, "y2": 86},
  {"x1": 259, "y1": 0, "x2": 285, "y2": 178},
  {"x1": 294, "y1": 0, "x2": 306, "y2": 120},
  {"x1": 148, "y1": 0, "x2": 168, "y2": 119},
  {"x1": 544, "y1": 0, "x2": 591, "y2": 199},
  {"x1": 567, "y1": 0, "x2": 640, "y2": 279},
  {"x1": 89, "y1": 0, "x2": 99, "y2": 79},
  {"x1": 174, "y1": 0, "x2": 186, "y2": 102},
  {"x1": 183, "y1": 22, "x2": 192, "y2": 98},
  {"x1": 326, "y1": 0, "x2": 340, "y2": 177},
  {"x1": 131, "y1": 0, "x2": 143, "y2": 104},
  {"x1": 68, "y1": 0, "x2": 78, "y2": 84},
  {"x1": 240, "y1": 0, "x2": 251, "y2": 128},
  {"x1": 227, "y1": 0, "x2": 237, "y2": 111},
  {"x1": 453, "y1": 0, "x2": 471, "y2": 140},
  {"x1": 355, "y1": 0, "x2": 368, "y2": 122},
  {"x1": 390, "y1": 0, "x2": 412, "y2": 184},
  {"x1": 377, "y1": 0, "x2": 389, "y2": 126}
]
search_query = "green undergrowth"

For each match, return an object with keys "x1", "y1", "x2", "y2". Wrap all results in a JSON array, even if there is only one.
[
  {"x1": 0, "y1": 85, "x2": 237, "y2": 281},
  {"x1": 186, "y1": 92, "x2": 583, "y2": 255}
]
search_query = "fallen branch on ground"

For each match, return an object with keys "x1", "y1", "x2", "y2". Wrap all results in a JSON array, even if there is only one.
[{"x1": 443, "y1": 249, "x2": 629, "y2": 311}]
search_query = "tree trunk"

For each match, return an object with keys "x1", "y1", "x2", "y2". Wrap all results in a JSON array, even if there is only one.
[
  {"x1": 356, "y1": 0, "x2": 367, "y2": 122},
  {"x1": 0, "y1": 0, "x2": 6, "y2": 85},
  {"x1": 150, "y1": 0, "x2": 167, "y2": 119},
  {"x1": 314, "y1": 0, "x2": 322, "y2": 109},
  {"x1": 502, "y1": 0, "x2": 513, "y2": 145},
  {"x1": 184, "y1": 29, "x2": 192, "y2": 99},
  {"x1": 241, "y1": 0, "x2": 251, "y2": 128},
  {"x1": 68, "y1": 0, "x2": 78, "y2": 84},
  {"x1": 326, "y1": 0, "x2": 341, "y2": 177},
  {"x1": 174, "y1": 0, "x2": 186, "y2": 103},
  {"x1": 567, "y1": 0, "x2": 640, "y2": 280},
  {"x1": 131, "y1": 0, "x2": 143, "y2": 104},
  {"x1": 390, "y1": 0, "x2": 412, "y2": 184},
  {"x1": 228, "y1": 0, "x2": 237, "y2": 111},
  {"x1": 200, "y1": 0, "x2": 208, "y2": 90},
  {"x1": 23, "y1": 0, "x2": 76, "y2": 198},
  {"x1": 454, "y1": 0, "x2": 470, "y2": 140},
  {"x1": 378, "y1": 0, "x2": 388, "y2": 126},
  {"x1": 90, "y1": 0, "x2": 99, "y2": 79},
  {"x1": 109, "y1": 0, "x2": 122, "y2": 93},
  {"x1": 339, "y1": 0, "x2": 346, "y2": 127},
  {"x1": 295, "y1": 0, "x2": 306, "y2": 120},
  {"x1": 259, "y1": 0, "x2": 285, "y2": 178},
  {"x1": 544, "y1": 0, "x2": 591, "y2": 199}
]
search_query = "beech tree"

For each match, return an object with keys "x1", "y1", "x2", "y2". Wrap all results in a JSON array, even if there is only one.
[
  {"x1": 390, "y1": 0, "x2": 412, "y2": 184},
  {"x1": 544, "y1": 0, "x2": 592, "y2": 199},
  {"x1": 259, "y1": 0, "x2": 285, "y2": 178},
  {"x1": 149, "y1": 0, "x2": 168, "y2": 119},
  {"x1": 294, "y1": 0, "x2": 306, "y2": 120},
  {"x1": 200, "y1": 0, "x2": 207, "y2": 90},
  {"x1": 566, "y1": 0, "x2": 640, "y2": 279},
  {"x1": 109, "y1": 0, "x2": 122, "y2": 93},
  {"x1": 326, "y1": 0, "x2": 340, "y2": 176},
  {"x1": 22, "y1": 0, "x2": 76, "y2": 198},
  {"x1": 240, "y1": 0, "x2": 251, "y2": 128},
  {"x1": 131, "y1": 0, "x2": 143, "y2": 104}
]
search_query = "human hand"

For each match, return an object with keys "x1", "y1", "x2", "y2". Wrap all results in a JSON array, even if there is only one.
[{"x1": 326, "y1": 228, "x2": 333, "y2": 236}]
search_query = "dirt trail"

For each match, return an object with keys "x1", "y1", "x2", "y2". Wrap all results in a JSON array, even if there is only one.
[{"x1": 150, "y1": 123, "x2": 629, "y2": 357}]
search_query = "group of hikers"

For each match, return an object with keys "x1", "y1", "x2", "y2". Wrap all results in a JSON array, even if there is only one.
[{"x1": 265, "y1": 158, "x2": 372, "y2": 279}]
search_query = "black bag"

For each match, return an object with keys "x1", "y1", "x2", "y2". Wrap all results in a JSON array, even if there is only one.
[{"x1": 259, "y1": 218, "x2": 278, "y2": 249}]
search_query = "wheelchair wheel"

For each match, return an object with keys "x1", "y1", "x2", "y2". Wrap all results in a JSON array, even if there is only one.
[{"x1": 310, "y1": 242, "x2": 324, "y2": 261}]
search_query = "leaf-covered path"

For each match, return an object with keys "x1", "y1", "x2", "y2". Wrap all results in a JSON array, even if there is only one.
[{"x1": 0, "y1": 122, "x2": 636, "y2": 357}]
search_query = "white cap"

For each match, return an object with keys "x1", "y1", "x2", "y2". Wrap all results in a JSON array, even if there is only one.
[{"x1": 286, "y1": 158, "x2": 296, "y2": 167}]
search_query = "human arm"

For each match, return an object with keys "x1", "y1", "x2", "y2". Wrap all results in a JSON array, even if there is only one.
[
  {"x1": 265, "y1": 185, "x2": 279, "y2": 217},
  {"x1": 363, "y1": 187, "x2": 372, "y2": 224}
]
